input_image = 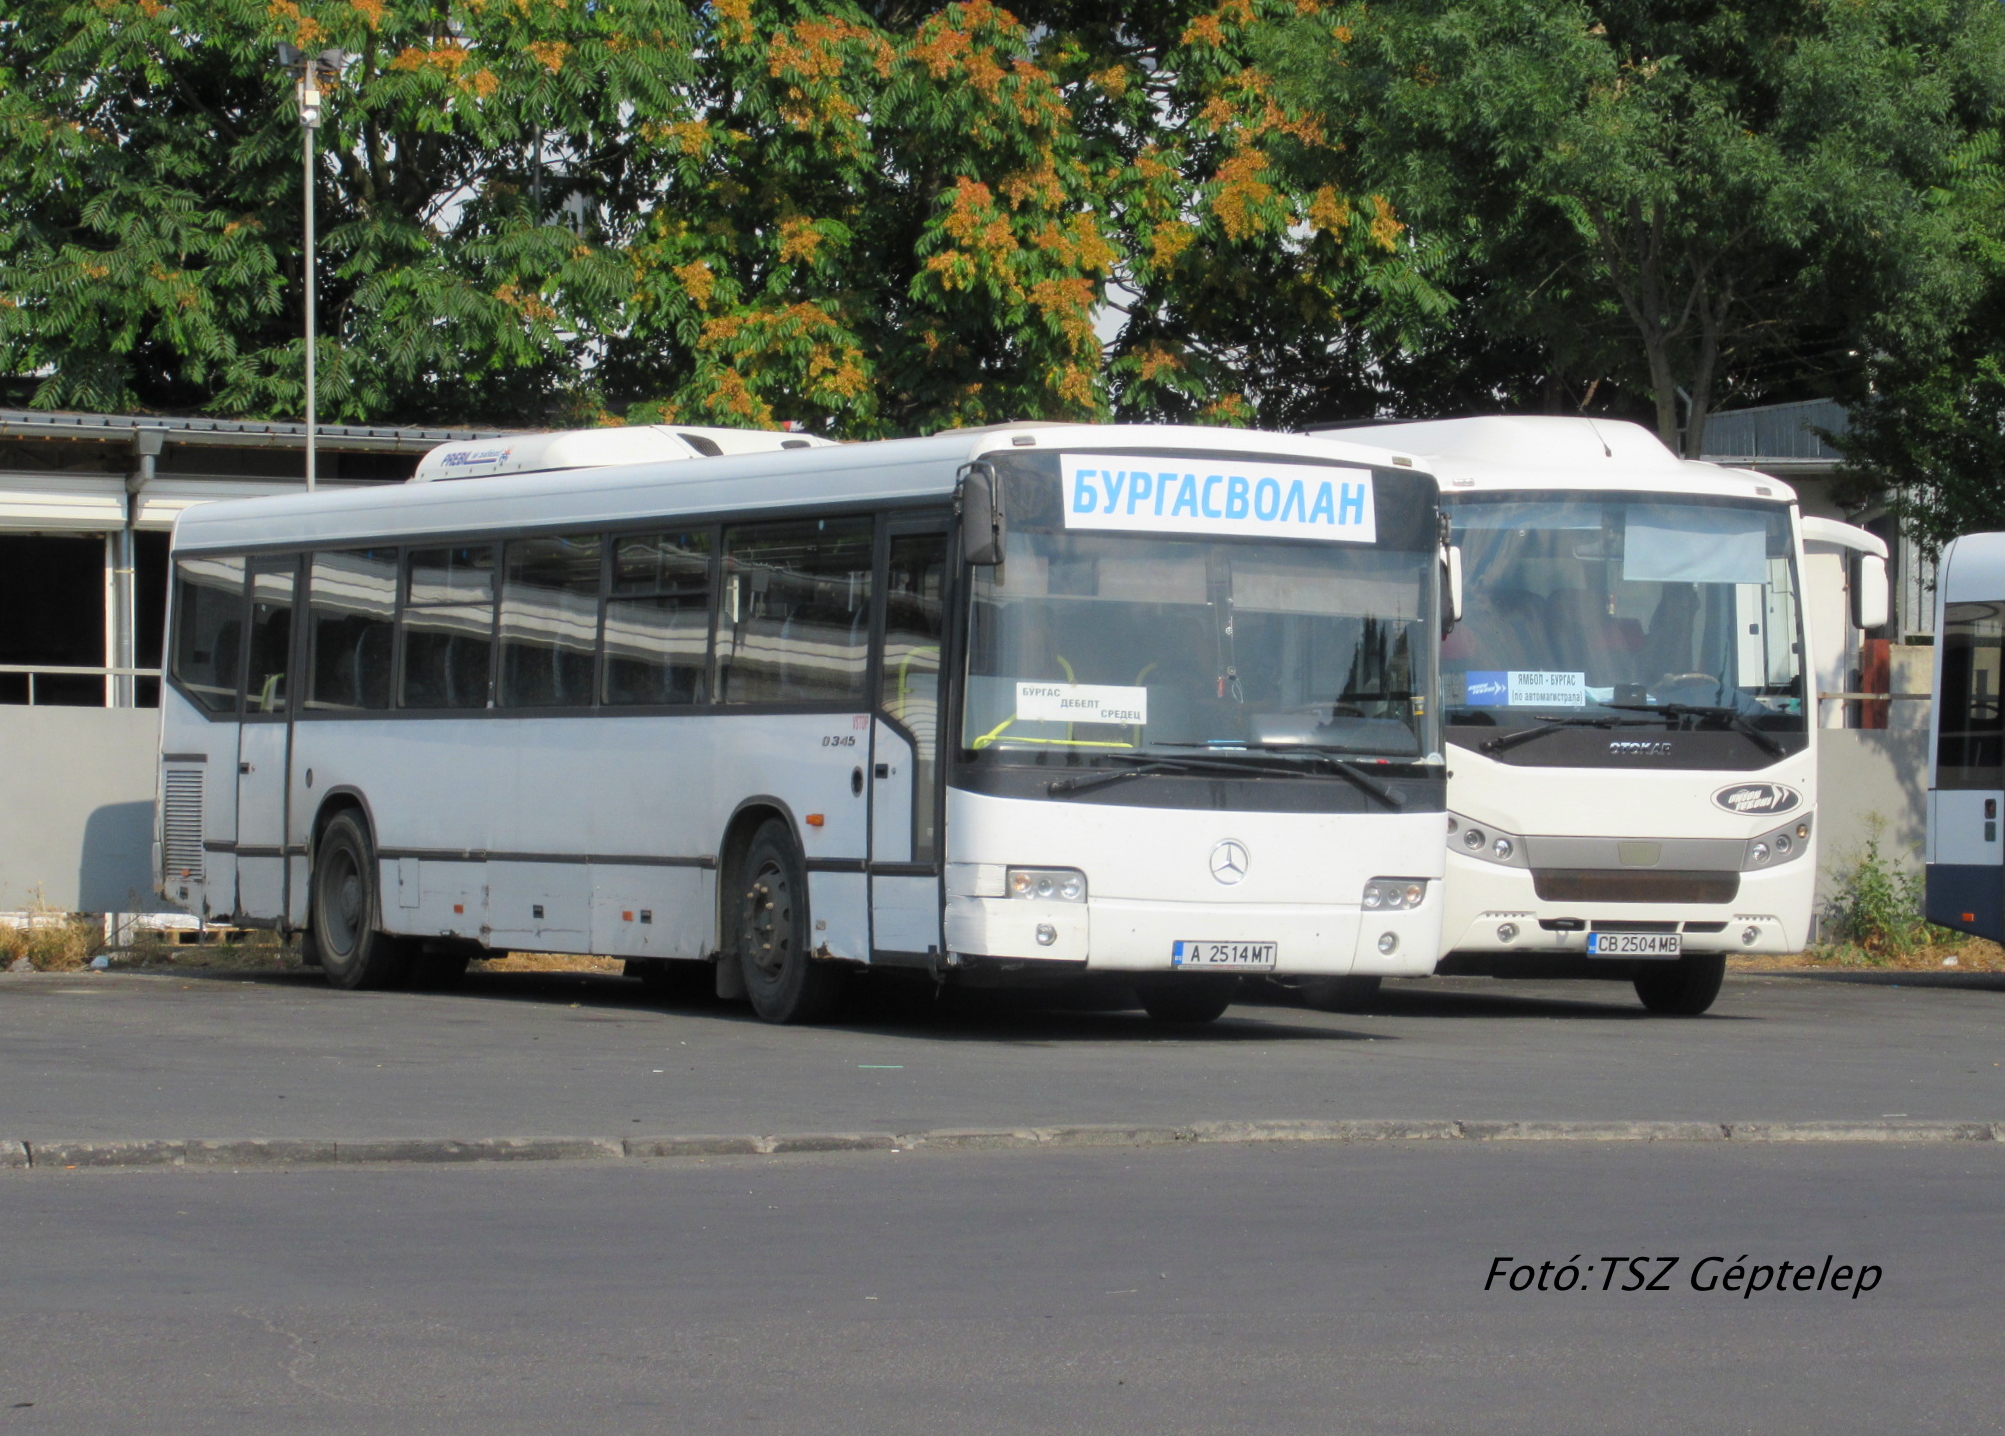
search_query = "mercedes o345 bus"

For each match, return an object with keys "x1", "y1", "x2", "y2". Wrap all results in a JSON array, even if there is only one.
[
  {"x1": 156, "y1": 424, "x2": 1454, "y2": 1024},
  {"x1": 1310, "y1": 416, "x2": 1886, "y2": 1015}
]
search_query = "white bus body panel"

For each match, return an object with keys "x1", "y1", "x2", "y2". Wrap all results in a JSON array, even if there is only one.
[
  {"x1": 941, "y1": 789, "x2": 1443, "y2": 976},
  {"x1": 278, "y1": 711, "x2": 875, "y2": 958}
]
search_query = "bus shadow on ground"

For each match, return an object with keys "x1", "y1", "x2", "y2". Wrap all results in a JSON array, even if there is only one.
[
  {"x1": 190, "y1": 965, "x2": 1708, "y2": 1031},
  {"x1": 1252, "y1": 978, "x2": 1764, "y2": 1022},
  {"x1": 325, "y1": 967, "x2": 1386, "y2": 1043}
]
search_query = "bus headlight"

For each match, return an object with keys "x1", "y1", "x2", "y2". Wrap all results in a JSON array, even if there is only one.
[
  {"x1": 1742, "y1": 816, "x2": 1811, "y2": 871},
  {"x1": 1363, "y1": 879, "x2": 1429, "y2": 910},
  {"x1": 1007, "y1": 867, "x2": 1087, "y2": 902},
  {"x1": 1450, "y1": 813, "x2": 1527, "y2": 866}
]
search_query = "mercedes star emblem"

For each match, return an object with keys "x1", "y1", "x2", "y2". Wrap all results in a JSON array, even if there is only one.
[{"x1": 1209, "y1": 839, "x2": 1249, "y2": 885}]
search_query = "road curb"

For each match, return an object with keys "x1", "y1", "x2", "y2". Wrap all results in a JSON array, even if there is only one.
[{"x1": 13, "y1": 1118, "x2": 2002, "y2": 1169}]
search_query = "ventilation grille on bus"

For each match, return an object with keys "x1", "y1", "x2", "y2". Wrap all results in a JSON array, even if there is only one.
[
  {"x1": 162, "y1": 770, "x2": 205, "y2": 882},
  {"x1": 1531, "y1": 870, "x2": 1740, "y2": 905}
]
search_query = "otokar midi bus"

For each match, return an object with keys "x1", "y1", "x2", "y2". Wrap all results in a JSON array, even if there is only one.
[
  {"x1": 1925, "y1": 532, "x2": 2005, "y2": 941},
  {"x1": 1309, "y1": 416, "x2": 1887, "y2": 1014},
  {"x1": 156, "y1": 423, "x2": 1457, "y2": 1024}
]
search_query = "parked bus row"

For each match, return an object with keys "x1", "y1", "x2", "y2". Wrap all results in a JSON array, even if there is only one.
[{"x1": 154, "y1": 415, "x2": 1888, "y2": 1021}]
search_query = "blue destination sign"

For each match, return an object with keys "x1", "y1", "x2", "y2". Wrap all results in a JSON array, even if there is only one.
[{"x1": 1059, "y1": 453, "x2": 1378, "y2": 544}]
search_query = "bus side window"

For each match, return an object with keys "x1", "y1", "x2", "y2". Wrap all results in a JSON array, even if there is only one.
[
  {"x1": 243, "y1": 557, "x2": 297, "y2": 714},
  {"x1": 604, "y1": 531, "x2": 714, "y2": 706},
  {"x1": 499, "y1": 534, "x2": 602, "y2": 708},
  {"x1": 401, "y1": 545, "x2": 496, "y2": 710},
  {"x1": 1939, "y1": 601, "x2": 2005, "y2": 787},
  {"x1": 169, "y1": 554, "x2": 247, "y2": 715},
  {"x1": 719, "y1": 518, "x2": 874, "y2": 705},
  {"x1": 305, "y1": 549, "x2": 397, "y2": 712}
]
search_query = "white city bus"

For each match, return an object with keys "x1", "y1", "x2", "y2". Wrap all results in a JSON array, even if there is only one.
[
  {"x1": 1309, "y1": 416, "x2": 1886, "y2": 1014},
  {"x1": 156, "y1": 424, "x2": 1456, "y2": 1023},
  {"x1": 1924, "y1": 532, "x2": 2005, "y2": 943}
]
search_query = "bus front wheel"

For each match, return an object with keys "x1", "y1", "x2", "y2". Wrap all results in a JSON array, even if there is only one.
[
  {"x1": 734, "y1": 821, "x2": 840, "y2": 1024},
  {"x1": 310, "y1": 811, "x2": 412, "y2": 991},
  {"x1": 1633, "y1": 955, "x2": 1726, "y2": 1016}
]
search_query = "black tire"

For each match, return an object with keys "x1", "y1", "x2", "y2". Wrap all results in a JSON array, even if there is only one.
[
  {"x1": 1298, "y1": 974, "x2": 1382, "y2": 1012},
  {"x1": 309, "y1": 810, "x2": 412, "y2": 991},
  {"x1": 1633, "y1": 954, "x2": 1726, "y2": 1016},
  {"x1": 734, "y1": 821, "x2": 840, "y2": 1023},
  {"x1": 1140, "y1": 977, "x2": 1237, "y2": 1024}
]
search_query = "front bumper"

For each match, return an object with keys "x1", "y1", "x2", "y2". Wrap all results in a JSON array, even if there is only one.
[
  {"x1": 945, "y1": 892, "x2": 1440, "y2": 977},
  {"x1": 1440, "y1": 849, "x2": 1814, "y2": 961}
]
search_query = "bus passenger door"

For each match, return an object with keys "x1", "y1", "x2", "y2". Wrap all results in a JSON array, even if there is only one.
[
  {"x1": 234, "y1": 556, "x2": 297, "y2": 921},
  {"x1": 871, "y1": 529, "x2": 948, "y2": 959}
]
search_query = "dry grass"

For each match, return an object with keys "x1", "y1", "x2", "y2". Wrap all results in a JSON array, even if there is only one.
[
  {"x1": 0, "y1": 909, "x2": 103, "y2": 972},
  {"x1": 475, "y1": 952, "x2": 627, "y2": 975},
  {"x1": 1731, "y1": 934, "x2": 2005, "y2": 973}
]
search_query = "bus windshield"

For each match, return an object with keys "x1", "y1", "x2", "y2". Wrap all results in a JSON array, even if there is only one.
[
  {"x1": 1444, "y1": 492, "x2": 1804, "y2": 729},
  {"x1": 963, "y1": 491, "x2": 1437, "y2": 763}
]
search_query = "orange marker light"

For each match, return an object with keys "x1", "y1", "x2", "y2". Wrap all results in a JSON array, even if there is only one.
[
  {"x1": 1964, "y1": 912, "x2": 1976, "y2": 923},
  {"x1": 453, "y1": 903, "x2": 464, "y2": 914},
  {"x1": 622, "y1": 910, "x2": 634, "y2": 922},
  {"x1": 805, "y1": 813, "x2": 826, "y2": 827}
]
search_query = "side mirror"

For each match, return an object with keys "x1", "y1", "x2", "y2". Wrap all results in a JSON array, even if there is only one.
[
  {"x1": 959, "y1": 461, "x2": 1005, "y2": 565},
  {"x1": 1852, "y1": 552, "x2": 1889, "y2": 631},
  {"x1": 1442, "y1": 544, "x2": 1464, "y2": 634}
]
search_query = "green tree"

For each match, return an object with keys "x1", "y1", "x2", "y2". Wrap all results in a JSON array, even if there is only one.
[{"x1": 1263, "y1": 0, "x2": 2005, "y2": 452}]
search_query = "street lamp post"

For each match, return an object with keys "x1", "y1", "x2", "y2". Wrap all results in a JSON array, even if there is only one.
[{"x1": 277, "y1": 45, "x2": 343, "y2": 492}]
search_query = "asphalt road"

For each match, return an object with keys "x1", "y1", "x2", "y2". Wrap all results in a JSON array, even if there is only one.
[
  {"x1": 3, "y1": 1140, "x2": 2001, "y2": 1435},
  {"x1": 2, "y1": 967, "x2": 2004, "y2": 1141}
]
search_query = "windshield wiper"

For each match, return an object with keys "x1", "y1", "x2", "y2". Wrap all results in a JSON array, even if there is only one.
[
  {"x1": 1047, "y1": 754, "x2": 1265, "y2": 797},
  {"x1": 1603, "y1": 703, "x2": 1786, "y2": 757},
  {"x1": 1047, "y1": 749, "x2": 1407, "y2": 809},
  {"x1": 1480, "y1": 715, "x2": 1660, "y2": 755}
]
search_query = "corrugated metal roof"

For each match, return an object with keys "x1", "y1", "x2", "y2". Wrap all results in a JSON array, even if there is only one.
[
  {"x1": 0, "y1": 408, "x2": 519, "y2": 452},
  {"x1": 1700, "y1": 399, "x2": 1850, "y2": 463}
]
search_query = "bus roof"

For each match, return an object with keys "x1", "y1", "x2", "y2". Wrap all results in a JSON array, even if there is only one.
[
  {"x1": 170, "y1": 423, "x2": 1424, "y2": 551},
  {"x1": 1307, "y1": 415, "x2": 1797, "y2": 504}
]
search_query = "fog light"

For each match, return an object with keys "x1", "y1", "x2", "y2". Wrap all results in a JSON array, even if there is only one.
[
  {"x1": 1749, "y1": 842, "x2": 1770, "y2": 865},
  {"x1": 1741, "y1": 926, "x2": 1760, "y2": 946},
  {"x1": 1492, "y1": 836, "x2": 1513, "y2": 861},
  {"x1": 1463, "y1": 828, "x2": 1486, "y2": 851},
  {"x1": 1377, "y1": 931, "x2": 1399, "y2": 955},
  {"x1": 1447, "y1": 816, "x2": 1459, "y2": 834},
  {"x1": 1035, "y1": 923, "x2": 1057, "y2": 946},
  {"x1": 1775, "y1": 834, "x2": 1792, "y2": 855},
  {"x1": 1362, "y1": 885, "x2": 1383, "y2": 909},
  {"x1": 1497, "y1": 922, "x2": 1519, "y2": 943}
]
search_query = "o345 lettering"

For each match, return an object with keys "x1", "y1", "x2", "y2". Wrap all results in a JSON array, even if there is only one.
[{"x1": 821, "y1": 734, "x2": 858, "y2": 747}]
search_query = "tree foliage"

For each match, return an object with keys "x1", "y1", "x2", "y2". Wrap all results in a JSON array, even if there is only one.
[
  {"x1": 0, "y1": 0, "x2": 1999, "y2": 481},
  {"x1": 1264, "y1": 0, "x2": 2005, "y2": 453}
]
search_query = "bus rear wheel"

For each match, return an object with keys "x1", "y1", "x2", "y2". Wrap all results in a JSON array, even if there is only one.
[
  {"x1": 1633, "y1": 955, "x2": 1726, "y2": 1016},
  {"x1": 1140, "y1": 977, "x2": 1236, "y2": 1025},
  {"x1": 310, "y1": 811, "x2": 412, "y2": 991},
  {"x1": 734, "y1": 821, "x2": 840, "y2": 1024}
]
